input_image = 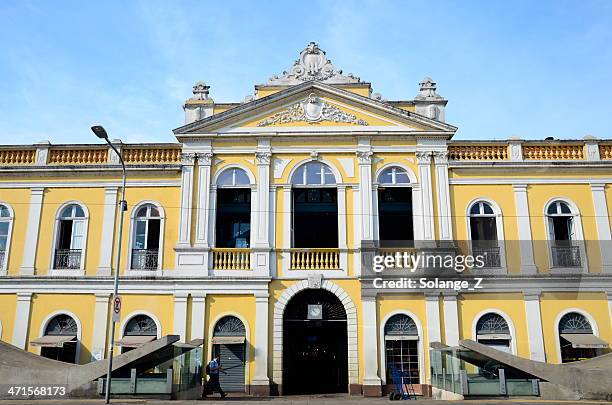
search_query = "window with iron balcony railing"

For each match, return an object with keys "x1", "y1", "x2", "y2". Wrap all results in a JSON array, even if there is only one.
[
  {"x1": 53, "y1": 249, "x2": 82, "y2": 270},
  {"x1": 131, "y1": 249, "x2": 159, "y2": 270}
]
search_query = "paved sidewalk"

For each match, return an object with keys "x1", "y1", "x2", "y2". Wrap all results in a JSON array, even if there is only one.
[{"x1": 0, "y1": 395, "x2": 611, "y2": 405}]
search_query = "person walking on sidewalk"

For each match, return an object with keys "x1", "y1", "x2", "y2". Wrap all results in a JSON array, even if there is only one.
[{"x1": 203, "y1": 355, "x2": 227, "y2": 399}]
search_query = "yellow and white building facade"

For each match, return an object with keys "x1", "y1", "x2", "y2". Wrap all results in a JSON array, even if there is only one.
[{"x1": 0, "y1": 43, "x2": 611, "y2": 396}]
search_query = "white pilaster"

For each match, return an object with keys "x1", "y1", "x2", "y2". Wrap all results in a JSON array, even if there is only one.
[
  {"x1": 591, "y1": 184, "x2": 612, "y2": 273},
  {"x1": 91, "y1": 293, "x2": 110, "y2": 361},
  {"x1": 20, "y1": 188, "x2": 44, "y2": 275},
  {"x1": 357, "y1": 147, "x2": 374, "y2": 241},
  {"x1": 433, "y1": 151, "x2": 453, "y2": 241},
  {"x1": 173, "y1": 293, "x2": 189, "y2": 342},
  {"x1": 282, "y1": 185, "x2": 292, "y2": 272},
  {"x1": 513, "y1": 184, "x2": 538, "y2": 274},
  {"x1": 12, "y1": 292, "x2": 32, "y2": 349},
  {"x1": 253, "y1": 294, "x2": 270, "y2": 386},
  {"x1": 177, "y1": 153, "x2": 196, "y2": 247},
  {"x1": 353, "y1": 186, "x2": 362, "y2": 276},
  {"x1": 97, "y1": 187, "x2": 118, "y2": 276},
  {"x1": 362, "y1": 296, "x2": 381, "y2": 386},
  {"x1": 416, "y1": 152, "x2": 435, "y2": 241},
  {"x1": 254, "y1": 142, "x2": 272, "y2": 275},
  {"x1": 337, "y1": 185, "x2": 348, "y2": 270},
  {"x1": 190, "y1": 294, "x2": 206, "y2": 340},
  {"x1": 443, "y1": 294, "x2": 459, "y2": 346},
  {"x1": 425, "y1": 294, "x2": 442, "y2": 344},
  {"x1": 195, "y1": 152, "x2": 213, "y2": 247},
  {"x1": 523, "y1": 293, "x2": 546, "y2": 362}
]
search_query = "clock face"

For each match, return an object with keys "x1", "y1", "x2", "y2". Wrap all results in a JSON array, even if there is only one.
[{"x1": 307, "y1": 304, "x2": 323, "y2": 320}]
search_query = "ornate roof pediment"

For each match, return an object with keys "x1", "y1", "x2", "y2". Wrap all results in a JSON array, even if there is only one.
[{"x1": 265, "y1": 42, "x2": 361, "y2": 85}]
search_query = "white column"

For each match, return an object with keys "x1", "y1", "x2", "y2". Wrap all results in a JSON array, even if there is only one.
[
  {"x1": 253, "y1": 294, "x2": 270, "y2": 387},
  {"x1": 513, "y1": 184, "x2": 538, "y2": 274},
  {"x1": 353, "y1": 186, "x2": 362, "y2": 276},
  {"x1": 177, "y1": 153, "x2": 196, "y2": 247},
  {"x1": 173, "y1": 293, "x2": 189, "y2": 342},
  {"x1": 591, "y1": 184, "x2": 612, "y2": 273},
  {"x1": 443, "y1": 294, "x2": 459, "y2": 346},
  {"x1": 91, "y1": 293, "x2": 110, "y2": 361},
  {"x1": 416, "y1": 152, "x2": 435, "y2": 242},
  {"x1": 20, "y1": 188, "x2": 44, "y2": 275},
  {"x1": 97, "y1": 187, "x2": 118, "y2": 276},
  {"x1": 254, "y1": 148, "x2": 272, "y2": 275},
  {"x1": 425, "y1": 294, "x2": 442, "y2": 344},
  {"x1": 337, "y1": 185, "x2": 348, "y2": 270},
  {"x1": 523, "y1": 293, "x2": 546, "y2": 362},
  {"x1": 434, "y1": 151, "x2": 453, "y2": 241},
  {"x1": 195, "y1": 152, "x2": 213, "y2": 247},
  {"x1": 607, "y1": 292, "x2": 612, "y2": 327},
  {"x1": 362, "y1": 296, "x2": 381, "y2": 387},
  {"x1": 357, "y1": 145, "x2": 374, "y2": 241},
  {"x1": 282, "y1": 185, "x2": 292, "y2": 272},
  {"x1": 12, "y1": 292, "x2": 32, "y2": 349},
  {"x1": 190, "y1": 294, "x2": 206, "y2": 340}
]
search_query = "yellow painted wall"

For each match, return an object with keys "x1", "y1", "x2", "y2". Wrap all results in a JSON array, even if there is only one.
[
  {"x1": 27, "y1": 294, "x2": 96, "y2": 364},
  {"x1": 540, "y1": 292, "x2": 612, "y2": 364},
  {"x1": 457, "y1": 293, "x2": 530, "y2": 358},
  {"x1": 0, "y1": 294, "x2": 17, "y2": 343},
  {"x1": 0, "y1": 188, "x2": 32, "y2": 275}
]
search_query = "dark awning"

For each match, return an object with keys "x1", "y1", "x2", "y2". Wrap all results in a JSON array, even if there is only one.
[
  {"x1": 30, "y1": 335, "x2": 76, "y2": 347},
  {"x1": 561, "y1": 334, "x2": 609, "y2": 349}
]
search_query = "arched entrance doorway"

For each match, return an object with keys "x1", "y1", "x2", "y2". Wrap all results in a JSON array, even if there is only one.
[
  {"x1": 212, "y1": 316, "x2": 246, "y2": 393},
  {"x1": 283, "y1": 289, "x2": 348, "y2": 394}
]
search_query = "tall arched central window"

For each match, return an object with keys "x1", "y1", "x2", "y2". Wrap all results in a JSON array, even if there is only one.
[
  {"x1": 384, "y1": 314, "x2": 420, "y2": 385},
  {"x1": 215, "y1": 167, "x2": 251, "y2": 248},
  {"x1": 468, "y1": 201, "x2": 501, "y2": 268},
  {"x1": 546, "y1": 201, "x2": 581, "y2": 267},
  {"x1": 377, "y1": 167, "x2": 413, "y2": 243},
  {"x1": 0, "y1": 204, "x2": 13, "y2": 272},
  {"x1": 54, "y1": 204, "x2": 87, "y2": 270},
  {"x1": 291, "y1": 162, "x2": 338, "y2": 248},
  {"x1": 131, "y1": 204, "x2": 162, "y2": 270},
  {"x1": 557, "y1": 312, "x2": 606, "y2": 363}
]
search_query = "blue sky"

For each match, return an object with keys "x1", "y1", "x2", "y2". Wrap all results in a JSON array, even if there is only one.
[{"x1": 1, "y1": 1, "x2": 611, "y2": 144}]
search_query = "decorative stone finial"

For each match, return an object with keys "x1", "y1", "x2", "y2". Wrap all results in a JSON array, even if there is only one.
[
  {"x1": 190, "y1": 81, "x2": 211, "y2": 101},
  {"x1": 266, "y1": 42, "x2": 362, "y2": 85},
  {"x1": 415, "y1": 77, "x2": 443, "y2": 100}
]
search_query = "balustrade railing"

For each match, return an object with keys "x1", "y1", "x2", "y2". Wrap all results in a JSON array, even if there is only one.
[
  {"x1": 48, "y1": 148, "x2": 107, "y2": 164},
  {"x1": 0, "y1": 149, "x2": 36, "y2": 165},
  {"x1": 551, "y1": 244, "x2": 581, "y2": 267},
  {"x1": 290, "y1": 248, "x2": 340, "y2": 270},
  {"x1": 131, "y1": 249, "x2": 159, "y2": 270},
  {"x1": 212, "y1": 248, "x2": 251, "y2": 270},
  {"x1": 0, "y1": 250, "x2": 5, "y2": 269},
  {"x1": 53, "y1": 249, "x2": 82, "y2": 269},
  {"x1": 600, "y1": 144, "x2": 612, "y2": 160},
  {"x1": 471, "y1": 244, "x2": 502, "y2": 268},
  {"x1": 523, "y1": 144, "x2": 584, "y2": 160},
  {"x1": 448, "y1": 145, "x2": 509, "y2": 161},
  {"x1": 123, "y1": 148, "x2": 181, "y2": 164}
]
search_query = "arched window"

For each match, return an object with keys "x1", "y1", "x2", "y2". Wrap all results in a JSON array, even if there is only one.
[
  {"x1": 119, "y1": 314, "x2": 158, "y2": 352},
  {"x1": 377, "y1": 166, "x2": 413, "y2": 243},
  {"x1": 476, "y1": 313, "x2": 511, "y2": 352},
  {"x1": 291, "y1": 162, "x2": 339, "y2": 250},
  {"x1": 217, "y1": 167, "x2": 250, "y2": 187},
  {"x1": 377, "y1": 167, "x2": 410, "y2": 185},
  {"x1": 215, "y1": 168, "x2": 252, "y2": 249},
  {"x1": 35, "y1": 314, "x2": 78, "y2": 363},
  {"x1": 557, "y1": 312, "x2": 606, "y2": 363},
  {"x1": 384, "y1": 314, "x2": 419, "y2": 385},
  {"x1": 213, "y1": 316, "x2": 247, "y2": 393},
  {"x1": 131, "y1": 204, "x2": 162, "y2": 270},
  {"x1": 469, "y1": 201, "x2": 501, "y2": 268},
  {"x1": 546, "y1": 200, "x2": 581, "y2": 267},
  {"x1": 0, "y1": 204, "x2": 13, "y2": 272},
  {"x1": 291, "y1": 161, "x2": 336, "y2": 185},
  {"x1": 53, "y1": 204, "x2": 87, "y2": 270}
]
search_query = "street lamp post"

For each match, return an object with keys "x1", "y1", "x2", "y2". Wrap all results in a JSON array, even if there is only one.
[{"x1": 91, "y1": 125, "x2": 126, "y2": 404}]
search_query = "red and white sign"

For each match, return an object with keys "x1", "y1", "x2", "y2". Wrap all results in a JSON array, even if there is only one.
[{"x1": 112, "y1": 294, "x2": 122, "y2": 323}]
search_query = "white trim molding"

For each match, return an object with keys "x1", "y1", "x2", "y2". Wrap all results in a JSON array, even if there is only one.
[
  {"x1": 512, "y1": 185, "x2": 537, "y2": 274},
  {"x1": 591, "y1": 184, "x2": 612, "y2": 273},
  {"x1": 97, "y1": 187, "x2": 118, "y2": 276},
  {"x1": 120, "y1": 310, "x2": 163, "y2": 340},
  {"x1": 38, "y1": 310, "x2": 83, "y2": 364},
  {"x1": 20, "y1": 188, "x2": 44, "y2": 275},
  {"x1": 48, "y1": 200, "x2": 90, "y2": 277},
  {"x1": 126, "y1": 201, "x2": 166, "y2": 276},
  {"x1": 471, "y1": 309, "x2": 517, "y2": 355},
  {"x1": 553, "y1": 308, "x2": 600, "y2": 364},
  {"x1": 466, "y1": 198, "x2": 507, "y2": 274},
  {"x1": 0, "y1": 201, "x2": 15, "y2": 275}
]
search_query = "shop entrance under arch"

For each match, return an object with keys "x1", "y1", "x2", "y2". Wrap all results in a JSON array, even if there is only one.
[{"x1": 282, "y1": 289, "x2": 348, "y2": 395}]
